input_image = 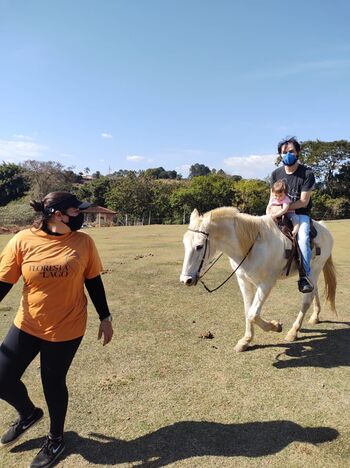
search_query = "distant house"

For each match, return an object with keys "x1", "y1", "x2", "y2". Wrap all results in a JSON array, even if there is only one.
[
  {"x1": 83, "y1": 205, "x2": 117, "y2": 226},
  {"x1": 80, "y1": 174, "x2": 94, "y2": 183}
]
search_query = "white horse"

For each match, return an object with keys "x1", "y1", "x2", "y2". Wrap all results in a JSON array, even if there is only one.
[{"x1": 180, "y1": 207, "x2": 336, "y2": 352}]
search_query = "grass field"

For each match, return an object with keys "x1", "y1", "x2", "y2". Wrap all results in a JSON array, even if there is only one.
[{"x1": 0, "y1": 221, "x2": 350, "y2": 467}]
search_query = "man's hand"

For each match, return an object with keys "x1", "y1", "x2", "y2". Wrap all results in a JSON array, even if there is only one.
[
  {"x1": 98, "y1": 319, "x2": 114, "y2": 346},
  {"x1": 289, "y1": 191, "x2": 311, "y2": 210}
]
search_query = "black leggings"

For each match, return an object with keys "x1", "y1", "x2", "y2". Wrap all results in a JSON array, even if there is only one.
[{"x1": 0, "y1": 325, "x2": 82, "y2": 438}]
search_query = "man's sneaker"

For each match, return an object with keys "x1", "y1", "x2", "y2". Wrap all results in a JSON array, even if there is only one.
[
  {"x1": 30, "y1": 435, "x2": 65, "y2": 468},
  {"x1": 0, "y1": 407, "x2": 43, "y2": 447},
  {"x1": 298, "y1": 276, "x2": 314, "y2": 293}
]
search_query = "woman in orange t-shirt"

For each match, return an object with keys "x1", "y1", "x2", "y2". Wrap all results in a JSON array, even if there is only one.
[{"x1": 0, "y1": 191, "x2": 113, "y2": 468}]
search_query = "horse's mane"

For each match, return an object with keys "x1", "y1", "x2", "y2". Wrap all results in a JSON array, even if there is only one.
[{"x1": 203, "y1": 206, "x2": 284, "y2": 252}]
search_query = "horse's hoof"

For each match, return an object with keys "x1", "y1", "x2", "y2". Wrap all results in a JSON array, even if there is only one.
[
  {"x1": 271, "y1": 320, "x2": 283, "y2": 333},
  {"x1": 285, "y1": 332, "x2": 297, "y2": 342},
  {"x1": 308, "y1": 317, "x2": 320, "y2": 325},
  {"x1": 234, "y1": 341, "x2": 250, "y2": 352}
]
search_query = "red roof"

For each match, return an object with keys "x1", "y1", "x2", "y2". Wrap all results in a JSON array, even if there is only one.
[{"x1": 83, "y1": 205, "x2": 117, "y2": 214}]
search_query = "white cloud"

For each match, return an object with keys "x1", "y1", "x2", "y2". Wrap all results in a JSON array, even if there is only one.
[
  {"x1": 126, "y1": 155, "x2": 145, "y2": 162},
  {"x1": 101, "y1": 132, "x2": 113, "y2": 139},
  {"x1": 0, "y1": 138, "x2": 48, "y2": 162},
  {"x1": 223, "y1": 154, "x2": 276, "y2": 180},
  {"x1": 13, "y1": 134, "x2": 34, "y2": 141}
]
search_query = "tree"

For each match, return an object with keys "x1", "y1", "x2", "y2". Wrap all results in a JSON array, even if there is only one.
[
  {"x1": 149, "y1": 180, "x2": 181, "y2": 223},
  {"x1": 171, "y1": 173, "x2": 235, "y2": 217},
  {"x1": 143, "y1": 167, "x2": 179, "y2": 179},
  {"x1": 332, "y1": 163, "x2": 350, "y2": 198},
  {"x1": 230, "y1": 174, "x2": 243, "y2": 182},
  {"x1": 92, "y1": 170, "x2": 101, "y2": 179},
  {"x1": 301, "y1": 140, "x2": 350, "y2": 196},
  {"x1": 106, "y1": 173, "x2": 154, "y2": 222},
  {"x1": 21, "y1": 160, "x2": 78, "y2": 199},
  {"x1": 0, "y1": 162, "x2": 29, "y2": 206},
  {"x1": 108, "y1": 169, "x2": 136, "y2": 178},
  {"x1": 232, "y1": 179, "x2": 270, "y2": 215},
  {"x1": 189, "y1": 163, "x2": 211, "y2": 178},
  {"x1": 73, "y1": 176, "x2": 112, "y2": 206}
]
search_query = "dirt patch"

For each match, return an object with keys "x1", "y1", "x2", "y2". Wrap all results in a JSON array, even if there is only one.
[
  {"x1": 134, "y1": 253, "x2": 154, "y2": 260},
  {"x1": 199, "y1": 331, "x2": 214, "y2": 339}
]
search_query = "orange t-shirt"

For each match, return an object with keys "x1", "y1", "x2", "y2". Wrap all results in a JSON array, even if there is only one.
[{"x1": 0, "y1": 228, "x2": 103, "y2": 341}]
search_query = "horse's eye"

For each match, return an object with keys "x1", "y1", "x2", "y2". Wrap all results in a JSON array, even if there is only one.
[{"x1": 196, "y1": 245, "x2": 204, "y2": 251}]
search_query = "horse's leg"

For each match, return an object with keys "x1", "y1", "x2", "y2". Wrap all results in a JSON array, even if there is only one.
[
  {"x1": 234, "y1": 277, "x2": 255, "y2": 352},
  {"x1": 285, "y1": 269, "x2": 321, "y2": 341},
  {"x1": 309, "y1": 286, "x2": 321, "y2": 324},
  {"x1": 285, "y1": 289, "x2": 315, "y2": 342},
  {"x1": 247, "y1": 282, "x2": 283, "y2": 333}
]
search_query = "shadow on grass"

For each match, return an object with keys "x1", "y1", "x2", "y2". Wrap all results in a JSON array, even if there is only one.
[
  {"x1": 249, "y1": 321, "x2": 350, "y2": 369},
  {"x1": 11, "y1": 419, "x2": 338, "y2": 467}
]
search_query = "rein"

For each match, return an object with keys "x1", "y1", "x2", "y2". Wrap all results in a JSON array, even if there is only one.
[{"x1": 188, "y1": 228, "x2": 258, "y2": 294}]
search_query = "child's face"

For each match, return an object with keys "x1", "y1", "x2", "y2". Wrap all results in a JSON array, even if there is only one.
[{"x1": 273, "y1": 191, "x2": 285, "y2": 202}]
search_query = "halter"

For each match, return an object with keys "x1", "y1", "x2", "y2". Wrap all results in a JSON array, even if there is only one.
[
  {"x1": 187, "y1": 228, "x2": 211, "y2": 279},
  {"x1": 187, "y1": 228, "x2": 258, "y2": 293}
]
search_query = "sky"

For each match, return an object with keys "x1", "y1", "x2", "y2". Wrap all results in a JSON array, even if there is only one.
[{"x1": 0, "y1": 0, "x2": 349, "y2": 179}]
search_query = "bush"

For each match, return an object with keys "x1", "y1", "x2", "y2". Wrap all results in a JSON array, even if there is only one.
[{"x1": 0, "y1": 200, "x2": 35, "y2": 227}]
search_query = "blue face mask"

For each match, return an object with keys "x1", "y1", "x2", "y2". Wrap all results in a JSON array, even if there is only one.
[{"x1": 282, "y1": 152, "x2": 298, "y2": 166}]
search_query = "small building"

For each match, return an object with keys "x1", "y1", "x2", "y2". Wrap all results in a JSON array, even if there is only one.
[{"x1": 83, "y1": 206, "x2": 117, "y2": 227}]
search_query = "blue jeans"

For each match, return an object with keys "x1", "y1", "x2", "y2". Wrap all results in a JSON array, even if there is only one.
[
  {"x1": 286, "y1": 212, "x2": 299, "y2": 230},
  {"x1": 297, "y1": 214, "x2": 311, "y2": 276}
]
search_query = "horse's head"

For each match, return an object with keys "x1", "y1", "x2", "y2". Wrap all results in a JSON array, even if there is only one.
[{"x1": 180, "y1": 209, "x2": 213, "y2": 286}]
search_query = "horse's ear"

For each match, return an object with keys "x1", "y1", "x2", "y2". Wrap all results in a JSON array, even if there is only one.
[
  {"x1": 190, "y1": 209, "x2": 199, "y2": 224},
  {"x1": 202, "y1": 212, "x2": 212, "y2": 231}
]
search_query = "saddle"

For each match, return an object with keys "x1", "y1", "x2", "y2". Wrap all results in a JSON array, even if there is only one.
[{"x1": 276, "y1": 215, "x2": 320, "y2": 277}]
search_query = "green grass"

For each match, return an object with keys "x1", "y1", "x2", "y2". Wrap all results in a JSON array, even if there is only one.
[{"x1": 0, "y1": 221, "x2": 350, "y2": 467}]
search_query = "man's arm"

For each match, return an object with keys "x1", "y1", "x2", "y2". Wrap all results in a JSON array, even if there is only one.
[{"x1": 289, "y1": 191, "x2": 311, "y2": 210}]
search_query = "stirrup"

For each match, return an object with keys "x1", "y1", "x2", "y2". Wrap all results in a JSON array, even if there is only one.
[{"x1": 298, "y1": 276, "x2": 314, "y2": 293}]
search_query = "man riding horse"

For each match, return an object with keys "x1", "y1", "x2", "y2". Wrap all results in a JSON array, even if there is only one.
[{"x1": 269, "y1": 137, "x2": 315, "y2": 294}]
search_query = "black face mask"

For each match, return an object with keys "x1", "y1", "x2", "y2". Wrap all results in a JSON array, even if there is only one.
[{"x1": 63, "y1": 212, "x2": 84, "y2": 231}]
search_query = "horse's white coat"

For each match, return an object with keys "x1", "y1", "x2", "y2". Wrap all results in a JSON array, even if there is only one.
[{"x1": 180, "y1": 207, "x2": 336, "y2": 351}]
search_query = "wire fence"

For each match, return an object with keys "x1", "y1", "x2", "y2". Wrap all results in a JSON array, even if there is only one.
[{"x1": 1, "y1": 205, "x2": 350, "y2": 230}]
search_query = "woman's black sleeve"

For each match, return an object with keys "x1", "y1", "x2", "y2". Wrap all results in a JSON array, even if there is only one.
[
  {"x1": 84, "y1": 275, "x2": 111, "y2": 321},
  {"x1": 0, "y1": 281, "x2": 13, "y2": 302}
]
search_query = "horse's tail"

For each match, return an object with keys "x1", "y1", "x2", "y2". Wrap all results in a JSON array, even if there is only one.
[{"x1": 323, "y1": 254, "x2": 337, "y2": 315}]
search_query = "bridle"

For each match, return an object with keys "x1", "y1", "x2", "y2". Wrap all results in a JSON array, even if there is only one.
[
  {"x1": 187, "y1": 228, "x2": 257, "y2": 293},
  {"x1": 187, "y1": 228, "x2": 212, "y2": 278}
]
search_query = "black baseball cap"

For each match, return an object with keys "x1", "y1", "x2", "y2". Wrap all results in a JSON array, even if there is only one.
[{"x1": 45, "y1": 193, "x2": 92, "y2": 212}]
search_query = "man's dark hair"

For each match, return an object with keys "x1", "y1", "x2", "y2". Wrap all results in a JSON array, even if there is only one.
[{"x1": 277, "y1": 137, "x2": 301, "y2": 155}]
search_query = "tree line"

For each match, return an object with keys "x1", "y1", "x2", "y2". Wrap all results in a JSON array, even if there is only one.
[{"x1": 1, "y1": 139, "x2": 350, "y2": 227}]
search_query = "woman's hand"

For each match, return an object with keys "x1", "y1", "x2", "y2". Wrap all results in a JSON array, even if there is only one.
[{"x1": 98, "y1": 318, "x2": 114, "y2": 346}]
